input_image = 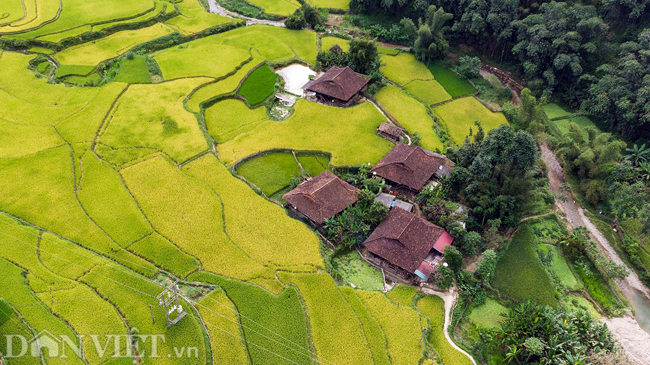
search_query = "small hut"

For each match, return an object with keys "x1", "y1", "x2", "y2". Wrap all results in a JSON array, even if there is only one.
[{"x1": 377, "y1": 122, "x2": 404, "y2": 143}]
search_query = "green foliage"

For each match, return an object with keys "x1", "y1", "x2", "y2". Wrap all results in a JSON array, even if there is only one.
[
  {"x1": 492, "y1": 302, "x2": 615, "y2": 364},
  {"x1": 348, "y1": 39, "x2": 379, "y2": 75},
  {"x1": 467, "y1": 298, "x2": 507, "y2": 328},
  {"x1": 557, "y1": 226, "x2": 590, "y2": 260},
  {"x1": 492, "y1": 226, "x2": 557, "y2": 307},
  {"x1": 114, "y1": 57, "x2": 152, "y2": 83},
  {"x1": 0, "y1": 300, "x2": 13, "y2": 327},
  {"x1": 285, "y1": 3, "x2": 324, "y2": 29},
  {"x1": 574, "y1": 259, "x2": 622, "y2": 314},
  {"x1": 476, "y1": 249, "x2": 497, "y2": 284},
  {"x1": 330, "y1": 249, "x2": 384, "y2": 291},
  {"x1": 323, "y1": 192, "x2": 389, "y2": 248},
  {"x1": 413, "y1": 5, "x2": 453, "y2": 62},
  {"x1": 236, "y1": 64, "x2": 278, "y2": 105},
  {"x1": 457, "y1": 56, "x2": 481, "y2": 79},
  {"x1": 443, "y1": 245, "x2": 464, "y2": 273}
]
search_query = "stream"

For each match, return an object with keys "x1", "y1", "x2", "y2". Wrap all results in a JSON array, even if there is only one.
[{"x1": 206, "y1": 0, "x2": 285, "y2": 27}]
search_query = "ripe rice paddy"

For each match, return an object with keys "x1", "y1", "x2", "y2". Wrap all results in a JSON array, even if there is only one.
[
  {"x1": 381, "y1": 52, "x2": 433, "y2": 86},
  {"x1": 246, "y1": 0, "x2": 300, "y2": 16},
  {"x1": 434, "y1": 97, "x2": 509, "y2": 144}
]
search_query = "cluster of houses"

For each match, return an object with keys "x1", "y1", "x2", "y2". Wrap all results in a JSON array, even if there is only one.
[{"x1": 283, "y1": 142, "x2": 457, "y2": 284}]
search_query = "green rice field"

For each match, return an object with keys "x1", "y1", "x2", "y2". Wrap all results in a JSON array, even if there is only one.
[
  {"x1": 467, "y1": 299, "x2": 508, "y2": 328},
  {"x1": 427, "y1": 61, "x2": 477, "y2": 98},
  {"x1": 237, "y1": 64, "x2": 277, "y2": 105}
]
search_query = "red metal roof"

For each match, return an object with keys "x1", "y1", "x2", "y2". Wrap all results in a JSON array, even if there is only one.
[
  {"x1": 416, "y1": 261, "x2": 434, "y2": 278},
  {"x1": 433, "y1": 231, "x2": 454, "y2": 254}
]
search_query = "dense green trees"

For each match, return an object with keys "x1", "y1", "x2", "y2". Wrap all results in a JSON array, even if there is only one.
[
  {"x1": 582, "y1": 30, "x2": 650, "y2": 140},
  {"x1": 448, "y1": 124, "x2": 541, "y2": 226},
  {"x1": 348, "y1": 39, "x2": 379, "y2": 74},
  {"x1": 491, "y1": 302, "x2": 615, "y2": 364},
  {"x1": 406, "y1": 5, "x2": 453, "y2": 62},
  {"x1": 285, "y1": 4, "x2": 325, "y2": 30}
]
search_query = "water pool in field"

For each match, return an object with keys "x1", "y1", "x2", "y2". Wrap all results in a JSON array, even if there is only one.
[{"x1": 275, "y1": 64, "x2": 315, "y2": 96}]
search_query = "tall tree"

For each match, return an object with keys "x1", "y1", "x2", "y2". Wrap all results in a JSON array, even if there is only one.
[
  {"x1": 348, "y1": 39, "x2": 379, "y2": 74},
  {"x1": 413, "y1": 5, "x2": 453, "y2": 62}
]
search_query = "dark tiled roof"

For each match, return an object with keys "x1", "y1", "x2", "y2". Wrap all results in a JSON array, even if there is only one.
[
  {"x1": 371, "y1": 143, "x2": 453, "y2": 191},
  {"x1": 377, "y1": 122, "x2": 404, "y2": 138},
  {"x1": 283, "y1": 171, "x2": 359, "y2": 224},
  {"x1": 363, "y1": 208, "x2": 446, "y2": 273},
  {"x1": 303, "y1": 66, "x2": 369, "y2": 102}
]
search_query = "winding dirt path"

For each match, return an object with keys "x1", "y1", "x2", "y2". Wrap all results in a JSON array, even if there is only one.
[
  {"x1": 540, "y1": 144, "x2": 650, "y2": 363},
  {"x1": 206, "y1": 0, "x2": 285, "y2": 27},
  {"x1": 421, "y1": 287, "x2": 477, "y2": 365}
]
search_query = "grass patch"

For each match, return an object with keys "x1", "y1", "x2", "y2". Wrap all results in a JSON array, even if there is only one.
[
  {"x1": 375, "y1": 86, "x2": 443, "y2": 151},
  {"x1": 433, "y1": 97, "x2": 508, "y2": 144},
  {"x1": 205, "y1": 98, "x2": 268, "y2": 142},
  {"x1": 330, "y1": 249, "x2": 384, "y2": 291},
  {"x1": 404, "y1": 80, "x2": 452, "y2": 106},
  {"x1": 340, "y1": 287, "x2": 391, "y2": 365},
  {"x1": 280, "y1": 273, "x2": 374, "y2": 365},
  {"x1": 55, "y1": 24, "x2": 174, "y2": 66},
  {"x1": 235, "y1": 151, "x2": 301, "y2": 196},
  {"x1": 0, "y1": 300, "x2": 13, "y2": 326},
  {"x1": 565, "y1": 295, "x2": 601, "y2": 318},
  {"x1": 357, "y1": 290, "x2": 425, "y2": 365},
  {"x1": 55, "y1": 64, "x2": 95, "y2": 78},
  {"x1": 189, "y1": 271, "x2": 313, "y2": 365},
  {"x1": 544, "y1": 244, "x2": 582, "y2": 290},
  {"x1": 492, "y1": 226, "x2": 558, "y2": 307},
  {"x1": 542, "y1": 103, "x2": 572, "y2": 120},
  {"x1": 217, "y1": 99, "x2": 394, "y2": 166},
  {"x1": 307, "y1": 0, "x2": 350, "y2": 9},
  {"x1": 237, "y1": 64, "x2": 277, "y2": 105},
  {"x1": 380, "y1": 52, "x2": 433, "y2": 86},
  {"x1": 467, "y1": 298, "x2": 507, "y2": 328},
  {"x1": 427, "y1": 61, "x2": 477, "y2": 98},
  {"x1": 114, "y1": 57, "x2": 151, "y2": 83},
  {"x1": 553, "y1": 115, "x2": 599, "y2": 135},
  {"x1": 378, "y1": 46, "x2": 400, "y2": 55},
  {"x1": 417, "y1": 295, "x2": 474, "y2": 365},
  {"x1": 574, "y1": 258, "x2": 621, "y2": 314}
]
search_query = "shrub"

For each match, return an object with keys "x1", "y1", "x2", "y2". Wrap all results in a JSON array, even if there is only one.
[{"x1": 458, "y1": 56, "x2": 481, "y2": 79}]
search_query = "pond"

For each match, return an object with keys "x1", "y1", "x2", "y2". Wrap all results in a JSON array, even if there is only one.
[{"x1": 275, "y1": 64, "x2": 315, "y2": 96}]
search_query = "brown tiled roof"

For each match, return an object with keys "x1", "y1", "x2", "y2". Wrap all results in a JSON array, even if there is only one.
[
  {"x1": 377, "y1": 122, "x2": 404, "y2": 138},
  {"x1": 303, "y1": 66, "x2": 369, "y2": 102},
  {"x1": 283, "y1": 171, "x2": 359, "y2": 224},
  {"x1": 371, "y1": 143, "x2": 453, "y2": 191},
  {"x1": 364, "y1": 208, "x2": 445, "y2": 273}
]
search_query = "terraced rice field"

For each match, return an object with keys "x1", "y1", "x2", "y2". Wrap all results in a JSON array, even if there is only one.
[
  {"x1": 0, "y1": 18, "x2": 461, "y2": 364},
  {"x1": 381, "y1": 52, "x2": 433, "y2": 86}
]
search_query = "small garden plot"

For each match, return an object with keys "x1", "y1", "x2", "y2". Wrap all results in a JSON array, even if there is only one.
[
  {"x1": 235, "y1": 151, "x2": 301, "y2": 196},
  {"x1": 121, "y1": 155, "x2": 278, "y2": 285},
  {"x1": 114, "y1": 57, "x2": 151, "y2": 83},
  {"x1": 543, "y1": 244, "x2": 582, "y2": 290},
  {"x1": 297, "y1": 152, "x2": 330, "y2": 176},
  {"x1": 434, "y1": 97, "x2": 508, "y2": 144},
  {"x1": 246, "y1": 0, "x2": 300, "y2": 16},
  {"x1": 237, "y1": 64, "x2": 278, "y2": 105},
  {"x1": 205, "y1": 98, "x2": 268, "y2": 143},
  {"x1": 404, "y1": 79, "x2": 452, "y2": 106},
  {"x1": 217, "y1": 99, "x2": 394, "y2": 166},
  {"x1": 165, "y1": 0, "x2": 232, "y2": 35},
  {"x1": 467, "y1": 298, "x2": 508, "y2": 328},
  {"x1": 357, "y1": 291, "x2": 425, "y2": 365},
  {"x1": 492, "y1": 226, "x2": 557, "y2": 307},
  {"x1": 542, "y1": 103, "x2": 572, "y2": 120},
  {"x1": 128, "y1": 233, "x2": 201, "y2": 278},
  {"x1": 553, "y1": 115, "x2": 599, "y2": 135},
  {"x1": 417, "y1": 296, "x2": 474, "y2": 365},
  {"x1": 99, "y1": 78, "x2": 210, "y2": 163},
  {"x1": 330, "y1": 250, "x2": 384, "y2": 291},
  {"x1": 321, "y1": 36, "x2": 349, "y2": 51},
  {"x1": 565, "y1": 295, "x2": 600, "y2": 318},
  {"x1": 375, "y1": 86, "x2": 443, "y2": 151},
  {"x1": 55, "y1": 24, "x2": 174, "y2": 66},
  {"x1": 280, "y1": 273, "x2": 374, "y2": 365},
  {"x1": 427, "y1": 61, "x2": 477, "y2": 98},
  {"x1": 308, "y1": 0, "x2": 350, "y2": 9},
  {"x1": 183, "y1": 156, "x2": 324, "y2": 273},
  {"x1": 380, "y1": 52, "x2": 433, "y2": 86},
  {"x1": 190, "y1": 272, "x2": 313, "y2": 365},
  {"x1": 196, "y1": 289, "x2": 249, "y2": 365},
  {"x1": 387, "y1": 285, "x2": 417, "y2": 306},
  {"x1": 155, "y1": 36, "x2": 251, "y2": 79},
  {"x1": 340, "y1": 287, "x2": 391, "y2": 365}
]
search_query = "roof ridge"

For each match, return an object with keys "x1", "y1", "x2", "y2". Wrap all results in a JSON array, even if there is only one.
[
  {"x1": 310, "y1": 176, "x2": 336, "y2": 195},
  {"x1": 395, "y1": 213, "x2": 414, "y2": 243}
]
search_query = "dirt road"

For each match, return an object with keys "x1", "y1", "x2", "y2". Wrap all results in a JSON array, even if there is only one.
[{"x1": 540, "y1": 144, "x2": 650, "y2": 363}]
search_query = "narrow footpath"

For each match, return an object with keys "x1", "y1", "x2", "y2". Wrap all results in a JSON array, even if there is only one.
[{"x1": 540, "y1": 144, "x2": 650, "y2": 364}]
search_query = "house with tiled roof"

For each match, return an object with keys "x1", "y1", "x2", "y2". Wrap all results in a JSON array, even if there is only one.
[{"x1": 302, "y1": 66, "x2": 369, "y2": 107}]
